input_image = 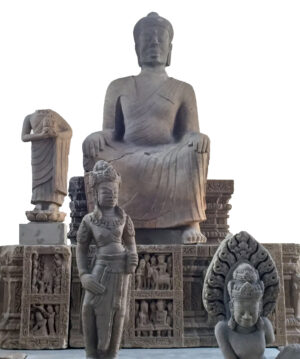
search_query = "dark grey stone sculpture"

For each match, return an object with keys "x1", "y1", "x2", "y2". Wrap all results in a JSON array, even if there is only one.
[
  {"x1": 82, "y1": 12, "x2": 210, "y2": 244},
  {"x1": 276, "y1": 344, "x2": 300, "y2": 358},
  {"x1": 21, "y1": 109, "x2": 72, "y2": 222},
  {"x1": 203, "y1": 231, "x2": 280, "y2": 359},
  {"x1": 76, "y1": 161, "x2": 138, "y2": 359}
]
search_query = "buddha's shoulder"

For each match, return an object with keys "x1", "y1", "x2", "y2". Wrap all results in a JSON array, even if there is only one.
[
  {"x1": 169, "y1": 78, "x2": 195, "y2": 90},
  {"x1": 107, "y1": 76, "x2": 135, "y2": 92}
]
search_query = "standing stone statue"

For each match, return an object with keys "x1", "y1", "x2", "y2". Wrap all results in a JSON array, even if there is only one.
[
  {"x1": 76, "y1": 160, "x2": 138, "y2": 359},
  {"x1": 203, "y1": 231, "x2": 279, "y2": 359},
  {"x1": 82, "y1": 12, "x2": 210, "y2": 244},
  {"x1": 21, "y1": 109, "x2": 72, "y2": 222}
]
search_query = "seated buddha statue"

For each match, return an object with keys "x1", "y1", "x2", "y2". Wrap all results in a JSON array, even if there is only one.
[{"x1": 82, "y1": 12, "x2": 210, "y2": 243}]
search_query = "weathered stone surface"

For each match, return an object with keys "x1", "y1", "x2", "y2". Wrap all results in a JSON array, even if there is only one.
[
  {"x1": 69, "y1": 242, "x2": 287, "y2": 349},
  {"x1": 282, "y1": 243, "x2": 300, "y2": 344},
  {"x1": 276, "y1": 344, "x2": 300, "y2": 358},
  {"x1": 203, "y1": 232, "x2": 283, "y2": 359},
  {"x1": 68, "y1": 177, "x2": 234, "y2": 245},
  {"x1": 67, "y1": 177, "x2": 87, "y2": 244},
  {"x1": 19, "y1": 223, "x2": 67, "y2": 245},
  {"x1": 76, "y1": 161, "x2": 138, "y2": 359},
  {"x1": 21, "y1": 109, "x2": 72, "y2": 223},
  {"x1": 201, "y1": 180, "x2": 234, "y2": 244},
  {"x1": 82, "y1": 12, "x2": 210, "y2": 244},
  {"x1": 0, "y1": 245, "x2": 71, "y2": 349}
]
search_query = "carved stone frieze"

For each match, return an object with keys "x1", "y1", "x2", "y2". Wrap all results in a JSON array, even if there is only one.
[{"x1": 0, "y1": 245, "x2": 71, "y2": 349}]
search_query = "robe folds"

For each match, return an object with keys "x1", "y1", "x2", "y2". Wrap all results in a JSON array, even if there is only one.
[
  {"x1": 84, "y1": 77, "x2": 209, "y2": 229},
  {"x1": 31, "y1": 135, "x2": 71, "y2": 206}
]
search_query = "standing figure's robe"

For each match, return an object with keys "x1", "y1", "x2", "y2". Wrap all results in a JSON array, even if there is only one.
[
  {"x1": 83, "y1": 77, "x2": 209, "y2": 229},
  {"x1": 30, "y1": 116, "x2": 72, "y2": 206}
]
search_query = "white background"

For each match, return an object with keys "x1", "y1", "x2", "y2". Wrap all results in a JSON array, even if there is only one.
[{"x1": 0, "y1": 0, "x2": 299, "y2": 245}]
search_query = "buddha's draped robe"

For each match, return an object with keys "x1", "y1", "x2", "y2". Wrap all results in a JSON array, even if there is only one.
[
  {"x1": 84, "y1": 77, "x2": 209, "y2": 228},
  {"x1": 31, "y1": 118, "x2": 71, "y2": 206}
]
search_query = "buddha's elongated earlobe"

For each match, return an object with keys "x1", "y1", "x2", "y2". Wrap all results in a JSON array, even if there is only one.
[{"x1": 166, "y1": 44, "x2": 172, "y2": 67}]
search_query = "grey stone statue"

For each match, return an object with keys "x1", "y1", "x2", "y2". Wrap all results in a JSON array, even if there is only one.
[
  {"x1": 21, "y1": 109, "x2": 72, "y2": 222},
  {"x1": 76, "y1": 160, "x2": 138, "y2": 359},
  {"x1": 276, "y1": 344, "x2": 300, "y2": 358},
  {"x1": 203, "y1": 231, "x2": 280, "y2": 359},
  {"x1": 82, "y1": 12, "x2": 210, "y2": 244}
]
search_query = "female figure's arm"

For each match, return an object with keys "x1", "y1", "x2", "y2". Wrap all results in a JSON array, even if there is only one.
[
  {"x1": 76, "y1": 216, "x2": 105, "y2": 294},
  {"x1": 122, "y1": 214, "x2": 138, "y2": 273}
]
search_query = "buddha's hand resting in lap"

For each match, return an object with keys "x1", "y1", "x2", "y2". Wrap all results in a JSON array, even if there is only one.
[
  {"x1": 82, "y1": 130, "x2": 113, "y2": 157},
  {"x1": 80, "y1": 273, "x2": 105, "y2": 295},
  {"x1": 186, "y1": 132, "x2": 210, "y2": 153}
]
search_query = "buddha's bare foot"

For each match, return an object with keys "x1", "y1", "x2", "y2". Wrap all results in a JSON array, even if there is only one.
[{"x1": 182, "y1": 223, "x2": 207, "y2": 244}]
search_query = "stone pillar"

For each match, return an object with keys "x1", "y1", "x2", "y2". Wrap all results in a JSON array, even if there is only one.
[
  {"x1": 201, "y1": 180, "x2": 234, "y2": 244},
  {"x1": 282, "y1": 243, "x2": 300, "y2": 344}
]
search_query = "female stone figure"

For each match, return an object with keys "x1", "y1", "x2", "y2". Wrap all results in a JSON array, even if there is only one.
[
  {"x1": 215, "y1": 263, "x2": 275, "y2": 359},
  {"x1": 83, "y1": 12, "x2": 210, "y2": 243},
  {"x1": 76, "y1": 160, "x2": 138, "y2": 359},
  {"x1": 21, "y1": 109, "x2": 72, "y2": 221},
  {"x1": 203, "y1": 231, "x2": 280, "y2": 359}
]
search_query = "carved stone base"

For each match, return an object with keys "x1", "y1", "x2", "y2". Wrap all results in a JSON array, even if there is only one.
[
  {"x1": 19, "y1": 223, "x2": 67, "y2": 245},
  {"x1": 25, "y1": 210, "x2": 66, "y2": 223},
  {"x1": 0, "y1": 245, "x2": 71, "y2": 349},
  {"x1": 69, "y1": 243, "x2": 290, "y2": 348}
]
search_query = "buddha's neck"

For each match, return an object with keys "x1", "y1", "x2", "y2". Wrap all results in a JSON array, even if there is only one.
[{"x1": 140, "y1": 65, "x2": 168, "y2": 78}]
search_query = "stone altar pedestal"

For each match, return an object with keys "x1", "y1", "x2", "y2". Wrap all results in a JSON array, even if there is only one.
[
  {"x1": 0, "y1": 245, "x2": 71, "y2": 349},
  {"x1": 69, "y1": 243, "x2": 291, "y2": 349},
  {"x1": 19, "y1": 223, "x2": 67, "y2": 245}
]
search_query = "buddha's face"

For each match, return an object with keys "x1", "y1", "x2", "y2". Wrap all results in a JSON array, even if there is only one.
[
  {"x1": 136, "y1": 26, "x2": 171, "y2": 67},
  {"x1": 97, "y1": 181, "x2": 118, "y2": 208},
  {"x1": 233, "y1": 298, "x2": 260, "y2": 328}
]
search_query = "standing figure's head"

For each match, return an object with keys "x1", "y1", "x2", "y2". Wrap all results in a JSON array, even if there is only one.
[
  {"x1": 134, "y1": 12, "x2": 173, "y2": 67},
  {"x1": 227, "y1": 263, "x2": 264, "y2": 330},
  {"x1": 90, "y1": 160, "x2": 121, "y2": 221}
]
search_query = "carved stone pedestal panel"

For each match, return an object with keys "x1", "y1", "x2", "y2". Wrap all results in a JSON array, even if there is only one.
[
  {"x1": 0, "y1": 245, "x2": 71, "y2": 349},
  {"x1": 123, "y1": 245, "x2": 183, "y2": 348},
  {"x1": 282, "y1": 243, "x2": 300, "y2": 344},
  {"x1": 69, "y1": 243, "x2": 289, "y2": 348}
]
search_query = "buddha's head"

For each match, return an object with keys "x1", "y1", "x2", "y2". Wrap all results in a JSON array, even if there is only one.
[
  {"x1": 91, "y1": 160, "x2": 121, "y2": 214},
  {"x1": 227, "y1": 263, "x2": 264, "y2": 329},
  {"x1": 134, "y1": 12, "x2": 174, "y2": 67}
]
